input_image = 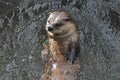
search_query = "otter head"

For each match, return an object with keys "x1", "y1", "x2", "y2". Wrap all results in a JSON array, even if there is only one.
[{"x1": 46, "y1": 10, "x2": 76, "y2": 38}]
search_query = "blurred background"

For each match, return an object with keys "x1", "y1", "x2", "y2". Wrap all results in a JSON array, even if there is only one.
[{"x1": 0, "y1": 0, "x2": 120, "y2": 80}]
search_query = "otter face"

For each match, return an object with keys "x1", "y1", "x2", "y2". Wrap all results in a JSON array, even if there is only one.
[{"x1": 46, "y1": 11, "x2": 75, "y2": 37}]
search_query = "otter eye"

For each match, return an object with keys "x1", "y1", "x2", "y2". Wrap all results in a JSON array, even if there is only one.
[{"x1": 64, "y1": 18, "x2": 70, "y2": 21}]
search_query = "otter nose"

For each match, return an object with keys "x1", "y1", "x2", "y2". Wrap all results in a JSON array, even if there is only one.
[{"x1": 47, "y1": 26, "x2": 53, "y2": 31}]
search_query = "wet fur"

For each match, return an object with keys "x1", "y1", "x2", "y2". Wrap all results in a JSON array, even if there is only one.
[
  {"x1": 41, "y1": 10, "x2": 80, "y2": 80},
  {"x1": 46, "y1": 10, "x2": 80, "y2": 63},
  {"x1": 41, "y1": 46, "x2": 80, "y2": 80}
]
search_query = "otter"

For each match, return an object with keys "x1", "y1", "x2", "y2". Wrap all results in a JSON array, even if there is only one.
[
  {"x1": 42, "y1": 10, "x2": 80, "y2": 63},
  {"x1": 40, "y1": 10, "x2": 80, "y2": 80}
]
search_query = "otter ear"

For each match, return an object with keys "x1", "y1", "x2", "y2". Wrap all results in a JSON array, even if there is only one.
[
  {"x1": 49, "y1": 11, "x2": 54, "y2": 15},
  {"x1": 49, "y1": 12, "x2": 52, "y2": 15}
]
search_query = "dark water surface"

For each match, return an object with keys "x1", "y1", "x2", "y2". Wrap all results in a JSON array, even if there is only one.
[{"x1": 0, "y1": 0, "x2": 120, "y2": 80}]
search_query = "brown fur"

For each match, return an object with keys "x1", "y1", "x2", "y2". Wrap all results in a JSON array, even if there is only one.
[
  {"x1": 51, "y1": 62, "x2": 79, "y2": 80},
  {"x1": 40, "y1": 10, "x2": 80, "y2": 80},
  {"x1": 41, "y1": 48, "x2": 80, "y2": 80}
]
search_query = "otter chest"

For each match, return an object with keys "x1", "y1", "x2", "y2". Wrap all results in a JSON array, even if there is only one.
[{"x1": 49, "y1": 38, "x2": 71, "y2": 54}]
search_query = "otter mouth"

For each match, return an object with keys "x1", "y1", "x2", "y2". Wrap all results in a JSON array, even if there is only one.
[{"x1": 53, "y1": 31, "x2": 71, "y2": 39}]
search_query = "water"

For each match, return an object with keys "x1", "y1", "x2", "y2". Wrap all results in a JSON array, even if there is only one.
[{"x1": 0, "y1": 0, "x2": 120, "y2": 80}]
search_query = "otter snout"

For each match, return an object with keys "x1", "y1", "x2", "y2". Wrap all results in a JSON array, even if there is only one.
[
  {"x1": 46, "y1": 23, "x2": 64, "y2": 31},
  {"x1": 47, "y1": 26, "x2": 54, "y2": 31}
]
